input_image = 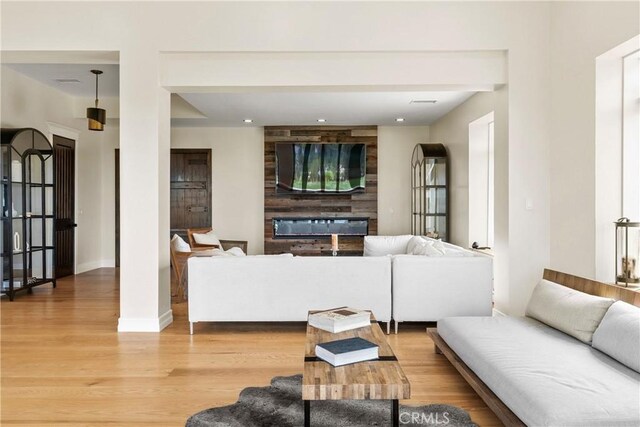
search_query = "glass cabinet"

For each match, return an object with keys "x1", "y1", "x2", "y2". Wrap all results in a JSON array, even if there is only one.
[
  {"x1": 1, "y1": 128, "x2": 56, "y2": 300},
  {"x1": 411, "y1": 143, "x2": 449, "y2": 241}
]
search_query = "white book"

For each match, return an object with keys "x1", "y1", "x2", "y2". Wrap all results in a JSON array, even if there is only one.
[{"x1": 308, "y1": 307, "x2": 371, "y2": 333}]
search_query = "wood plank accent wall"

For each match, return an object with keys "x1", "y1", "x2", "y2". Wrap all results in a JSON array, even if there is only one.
[{"x1": 264, "y1": 126, "x2": 378, "y2": 255}]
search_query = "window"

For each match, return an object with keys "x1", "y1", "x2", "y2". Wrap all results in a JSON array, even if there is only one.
[
  {"x1": 595, "y1": 36, "x2": 639, "y2": 283},
  {"x1": 622, "y1": 50, "x2": 640, "y2": 220},
  {"x1": 468, "y1": 112, "x2": 495, "y2": 248}
]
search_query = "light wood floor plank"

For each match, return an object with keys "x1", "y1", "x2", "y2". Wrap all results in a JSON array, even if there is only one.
[{"x1": 1, "y1": 268, "x2": 501, "y2": 426}]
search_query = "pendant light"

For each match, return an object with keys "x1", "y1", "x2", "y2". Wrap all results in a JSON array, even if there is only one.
[{"x1": 86, "y1": 69, "x2": 106, "y2": 131}]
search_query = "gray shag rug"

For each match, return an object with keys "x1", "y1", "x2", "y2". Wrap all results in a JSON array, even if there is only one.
[{"x1": 186, "y1": 374, "x2": 477, "y2": 427}]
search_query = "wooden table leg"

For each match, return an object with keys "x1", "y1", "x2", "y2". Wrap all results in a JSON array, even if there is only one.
[
  {"x1": 392, "y1": 399, "x2": 399, "y2": 427},
  {"x1": 304, "y1": 400, "x2": 310, "y2": 427}
]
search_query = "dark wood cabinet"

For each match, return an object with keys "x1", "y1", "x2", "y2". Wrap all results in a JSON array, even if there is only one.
[
  {"x1": 1, "y1": 128, "x2": 56, "y2": 300},
  {"x1": 411, "y1": 143, "x2": 449, "y2": 241}
]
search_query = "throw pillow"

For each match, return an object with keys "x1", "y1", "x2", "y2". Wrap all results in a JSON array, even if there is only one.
[
  {"x1": 210, "y1": 249, "x2": 233, "y2": 257},
  {"x1": 412, "y1": 239, "x2": 444, "y2": 256},
  {"x1": 171, "y1": 234, "x2": 191, "y2": 252},
  {"x1": 525, "y1": 279, "x2": 615, "y2": 344},
  {"x1": 226, "y1": 247, "x2": 246, "y2": 256},
  {"x1": 190, "y1": 249, "x2": 219, "y2": 257},
  {"x1": 432, "y1": 239, "x2": 447, "y2": 254},
  {"x1": 193, "y1": 230, "x2": 222, "y2": 247},
  {"x1": 363, "y1": 235, "x2": 413, "y2": 256},
  {"x1": 592, "y1": 301, "x2": 640, "y2": 373},
  {"x1": 406, "y1": 236, "x2": 426, "y2": 254}
]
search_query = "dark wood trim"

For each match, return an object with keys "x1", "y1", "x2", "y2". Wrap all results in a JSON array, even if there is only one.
[
  {"x1": 543, "y1": 268, "x2": 640, "y2": 307},
  {"x1": 427, "y1": 328, "x2": 526, "y2": 427}
]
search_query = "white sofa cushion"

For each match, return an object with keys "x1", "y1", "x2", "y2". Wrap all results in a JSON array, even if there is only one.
[
  {"x1": 171, "y1": 234, "x2": 191, "y2": 252},
  {"x1": 188, "y1": 256, "x2": 392, "y2": 322},
  {"x1": 406, "y1": 236, "x2": 426, "y2": 254},
  {"x1": 592, "y1": 301, "x2": 640, "y2": 373},
  {"x1": 363, "y1": 235, "x2": 413, "y2": 256},
  {"x1": 193, "y1": 230, "x2": 222, "y2": 246},
  {"x1": 525, "y1": 279, "x2": 615, "y2": 343},
  {"x1": 411, "y1": 239, "x2": 445, "y2": 256},
  {"x1": 393, "y1": 255, "x2": 493, "y2": 321}
]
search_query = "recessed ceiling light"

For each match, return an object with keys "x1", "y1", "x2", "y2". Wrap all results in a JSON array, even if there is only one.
[
  {"x1": 243, "y1": 119, "x2": 253, "y2": 123},
  {"x1": 317, "y1": 119, "x2": 326, "y2": 123},
  {"x1": 396, "y1": 118, "x2": 405, "y2": 122},
  {"x1": 54, "y1": 78, "x2": 81, "y2": 83},
  {"x1": 410, "y1": 100, "x2": 437, "y2": 104}
]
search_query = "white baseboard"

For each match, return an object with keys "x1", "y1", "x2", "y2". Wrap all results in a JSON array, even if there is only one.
[
  {"x1": 492, "y1": 308, "x2": 507, "y2": 316},
  {"x1": 76, "y1": 259, "x2": 116, "y2": 274},
  {"x1": 118, "y1": 309, "x2": 173, "y2": 332}
]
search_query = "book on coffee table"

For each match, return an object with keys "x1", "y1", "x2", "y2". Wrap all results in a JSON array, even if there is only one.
[
  {"x1": 308, "y1": 307, "x2": 371, "y2": 333},
  {"x1": 315, "y1": 337, "x2": 379, "y2": 367}
]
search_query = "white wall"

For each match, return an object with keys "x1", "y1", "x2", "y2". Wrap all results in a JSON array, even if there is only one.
[
  {"x1": 378, "y1": 126, "x2": 430, "y2": 236},
  {"x1": 429, "y1": 92, "x2": 496, "y2": 247},
  {"x1": 170, "y1": 127, "x2": 264, "y2": 254},
  {"x1": 1, "y1": 66, "x2": 116, "y2": 273},
  {"x1": 549, "y1": 2, "x2": 640, "y2": 279},
  {"x1": 6, "y1": 0, "x2": 617, "y2": 326},
  {"x1": 166, "y1": 125, "x2": 430, "y2": 253},
  {"x1": 100, "y1": 124, "x2": 119, "y2": 266}
]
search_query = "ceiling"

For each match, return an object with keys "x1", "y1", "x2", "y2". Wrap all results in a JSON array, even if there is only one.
[
  {"x1": 175, "y1": 91, "x2": 475, "y2": 127},
  {"x1": 5, "y1": 63, "x2": 120, "y2": 97},
  {"x1": 4, "y1": 62, "x2": 477, "y2": 126}
]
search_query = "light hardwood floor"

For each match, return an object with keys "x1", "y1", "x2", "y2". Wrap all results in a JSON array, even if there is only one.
[{"x1": 1, "y1": 269, "x2": 500, "y2": 426}]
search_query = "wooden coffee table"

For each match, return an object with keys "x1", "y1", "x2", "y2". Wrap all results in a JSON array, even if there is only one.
[{"x1": 302, "y1": 310, "x2": 411, "y2": 427}]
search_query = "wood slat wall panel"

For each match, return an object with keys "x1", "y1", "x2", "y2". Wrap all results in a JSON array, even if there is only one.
[
  {"x1": 264, "y1": 126, "x2": 378, "y2": 255},
  {"x1": 543, "y1": 269, "x2": 640, "y2": 307}
]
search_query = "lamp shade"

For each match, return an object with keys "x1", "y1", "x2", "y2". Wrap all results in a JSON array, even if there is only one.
[
  {"x1": 87, "y1": 69, "x2": 106, "y2": 131},
  {"x1": 87, "y1": 107, "x2": 106, "y2": 131}
]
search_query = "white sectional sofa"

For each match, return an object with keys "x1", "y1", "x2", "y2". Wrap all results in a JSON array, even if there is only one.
[
  {"x1": 363, "y1": 235, "x2": 493, "y2": 332},
  {"x1": 430, "y1": 271, "x2": 640, "y2": 426},
  {"x1": 187, "y1": 255, "x2": 392, "y2": 334},
  {"x1": 186, "y1": 234, "x2": 492, "y2": 334}
]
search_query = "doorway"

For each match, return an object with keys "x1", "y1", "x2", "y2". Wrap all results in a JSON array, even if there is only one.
[
  {"x1": 53, "y1": 135, "x2": 76, "y2": 278},
  {"x1": 170, "y1": 149, "x2": 212, "y2": 239},
  {"x1": 468, "y1": 112, "x2": 495, "y2": 249}
]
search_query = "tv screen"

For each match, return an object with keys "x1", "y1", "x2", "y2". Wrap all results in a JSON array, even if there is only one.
[{"x1": 275, "y1": 143, "x2": 366, "y2": 193}]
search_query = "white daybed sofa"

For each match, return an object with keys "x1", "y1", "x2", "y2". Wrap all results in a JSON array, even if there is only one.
[
  {"x1": 364, "y1": 235, "x2": 493, "y2": 332},
  {"x1": 187, "y1": 255, "x2": 391, "y2": 334},
  {"x1": 429, "y1": 270, "x2": 640, "y2": 427}
]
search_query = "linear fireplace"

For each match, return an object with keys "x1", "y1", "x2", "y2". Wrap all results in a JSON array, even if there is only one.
[{"x1": 273, "y1": 217, "x2": 369, "y2": 239}]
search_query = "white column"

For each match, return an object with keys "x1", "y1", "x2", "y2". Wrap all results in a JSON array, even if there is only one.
[{"x1": 117, "y1": 48, "x2": 172, "y2": 332}]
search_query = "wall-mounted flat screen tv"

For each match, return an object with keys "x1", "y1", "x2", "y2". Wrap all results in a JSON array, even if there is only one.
[{"x1": 275, "y1": 143, "x2": 366, "y2": 194}]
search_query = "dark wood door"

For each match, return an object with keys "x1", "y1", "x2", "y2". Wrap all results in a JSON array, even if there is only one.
[
  {"x1": 115, "y1": 149, "x2": 120, "y2": 267},
  {"x1": 113, "y1": 149, "x2": 212, "y2": 259},
  {"x1": 170, "y1": 150, "x2": 212, "y2": 239},
  {"x1": 53, "y1": 135, "x2": 76, "y2": 278}
]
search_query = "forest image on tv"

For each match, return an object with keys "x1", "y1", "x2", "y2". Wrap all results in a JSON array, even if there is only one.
[{"x1": 276, "y1": 143, "x2": 366, "y2": 193}]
